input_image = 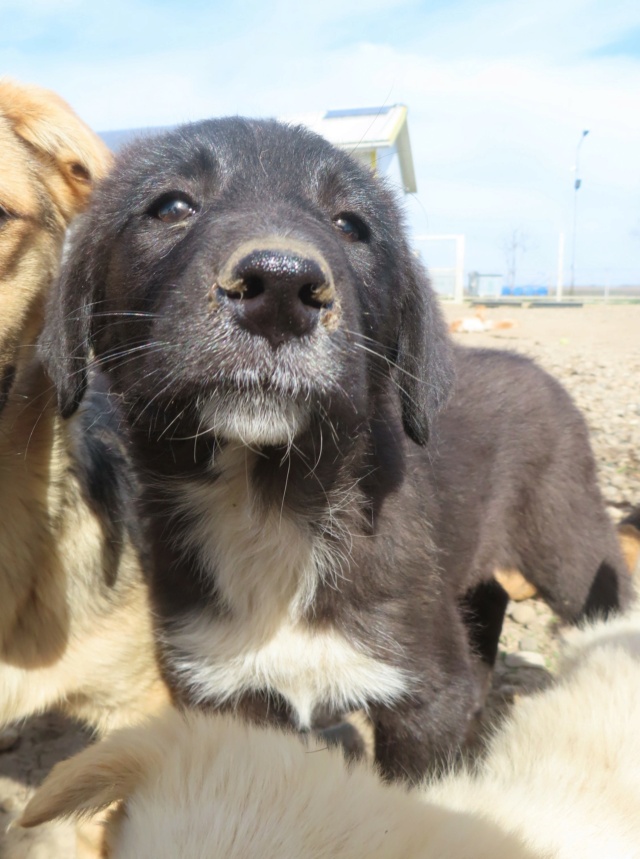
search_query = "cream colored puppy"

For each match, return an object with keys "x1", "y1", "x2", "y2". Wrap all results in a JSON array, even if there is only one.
[
  {"x1": 19, "y1": 709, "x2": 536, "y2": 859},
  {"x1": 19, "y1": 608, "x2": 640, "y2": 858},
  {"x1": 429, "y1": 606, "x2": 640, "y2": 858}
]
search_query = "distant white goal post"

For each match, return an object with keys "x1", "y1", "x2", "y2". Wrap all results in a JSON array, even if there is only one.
[{"x1": 413, "y1": 234, "x2": 465, "y2": 303}]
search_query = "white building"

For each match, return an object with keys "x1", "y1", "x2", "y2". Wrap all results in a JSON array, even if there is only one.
[{"x1": 281, "y1": 104, "x2": 416, "y2": 194}]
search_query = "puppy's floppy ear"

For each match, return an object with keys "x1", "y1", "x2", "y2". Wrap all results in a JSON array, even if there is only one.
[
  {"x1": 38, "y1": 218, "x2": 97, "y2": 417},
  {"x1": 0, "y1": 77, "x2": 112, "y2": 223},
  {"x1": 396, "y1": 259, "x2": 454, "y2": 445},
  {"x1": 18, "y1": 722, "x2": 160, "y2": 828}
]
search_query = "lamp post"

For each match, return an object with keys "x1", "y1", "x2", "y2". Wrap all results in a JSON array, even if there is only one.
[{"x1": 569, "y1": 129, "x2": 589, "y2": 295}]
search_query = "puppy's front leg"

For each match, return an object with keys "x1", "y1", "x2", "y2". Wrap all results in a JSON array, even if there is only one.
[{"x1": 371, "y1": 640, "x2": 480, "y2": 783}]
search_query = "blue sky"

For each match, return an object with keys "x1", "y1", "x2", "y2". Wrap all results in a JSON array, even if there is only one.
[{"x1": 3, "y1": 0, "x2": 640, "y2": 287}]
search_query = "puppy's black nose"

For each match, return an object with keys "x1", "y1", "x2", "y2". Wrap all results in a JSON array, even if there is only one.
[{"x1": 216, "y1": 245, "x2": 335, "y2": 347}]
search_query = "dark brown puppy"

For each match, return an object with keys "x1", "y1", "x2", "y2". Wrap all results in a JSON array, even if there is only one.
[{"x1": 39, "y1": 118, "x2": 630, "y2": 781}]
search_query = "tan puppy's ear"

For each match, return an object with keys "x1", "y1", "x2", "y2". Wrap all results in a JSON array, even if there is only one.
[
  {"x1": 18, "y1": 726, "x2": 156, "y2": 828},
  {"x1": 0, "y1": 77, "x2": 113, "y2": 221}
]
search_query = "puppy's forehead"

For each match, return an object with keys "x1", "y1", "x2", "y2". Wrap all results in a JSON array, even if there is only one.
[{"x1": 118, "y1": 117, "x2": 374, "y2": 202}]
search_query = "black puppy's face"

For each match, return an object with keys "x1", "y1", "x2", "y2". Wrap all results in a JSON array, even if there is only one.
[{"x1": 43, "y1": 118, "x2": 452, "y2": 446}]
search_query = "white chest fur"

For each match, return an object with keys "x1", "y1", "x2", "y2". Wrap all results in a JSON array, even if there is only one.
[
  {"x1": 170, "y1": 613, "x2": 410, "y2": 729},
  {"x1": 168, "y1": 446, "x2": 409, "y2": 728}
]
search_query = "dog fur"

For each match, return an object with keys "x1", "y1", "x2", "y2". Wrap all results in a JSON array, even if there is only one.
[
  {"x1": 39, "y1": 116, "x2": 630, "y2": 780},
  {"x1": 0, "y1": 78, "x2": 168, "y2": 734},
  {"x1": 18, "y1": 606, "x2": 640, "y2": 858},
  {"x1": 428, "y1": 604, "x2": 640, "y2": 857}
]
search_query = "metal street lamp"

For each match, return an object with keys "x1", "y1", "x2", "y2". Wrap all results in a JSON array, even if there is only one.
[{"x1": 569, "y1": 129, "x2": 589, "y2": 295}]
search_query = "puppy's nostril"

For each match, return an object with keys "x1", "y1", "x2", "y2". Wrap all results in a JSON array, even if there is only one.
[
  {"x1": 299, "y1": 282, "x2": 334, "y2": 311},
  {"x1": 242, "y1": 275, "x2": 264, "y2": 300},
  {"x1": 217, "y1": 285, "x2": 242, "y2": 300},
  {"x1": 217, "y1": 274, "x2": 265, "y2": 301}
]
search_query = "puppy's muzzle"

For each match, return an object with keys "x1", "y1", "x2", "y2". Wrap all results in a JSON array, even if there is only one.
[{"x1": 214, "y1": 238, "x2": 337, "y2": 348}]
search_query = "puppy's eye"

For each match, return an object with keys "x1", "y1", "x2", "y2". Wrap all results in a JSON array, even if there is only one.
[
  {"x1": 149, "y1": 196, "x2": 196, "y2": 224},
  {"x1": 333, "y1": 214, "x2": 369, "y2": 243}
]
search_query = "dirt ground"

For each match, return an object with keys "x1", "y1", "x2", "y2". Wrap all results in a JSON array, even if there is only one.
[{"x1": 2, "y1": 301, "x2": 639, "y2": 857}]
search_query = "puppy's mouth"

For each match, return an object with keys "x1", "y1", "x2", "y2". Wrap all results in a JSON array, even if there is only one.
[
  {"x1": 198, "y1": 383, "x2": 311, "y2": 446},
  {"x1": 119, "y1": 328, "x2": 344, "y2": 446}
]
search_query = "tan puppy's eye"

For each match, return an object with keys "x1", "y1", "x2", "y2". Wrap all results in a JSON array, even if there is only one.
[{"x1": 150, "y1": 196, "x2": 196, "y2": 224}]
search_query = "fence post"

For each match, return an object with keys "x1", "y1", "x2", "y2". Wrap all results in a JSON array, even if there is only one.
[{"x1": 556, "y1": 232, "x2": 564, "y2": 302}]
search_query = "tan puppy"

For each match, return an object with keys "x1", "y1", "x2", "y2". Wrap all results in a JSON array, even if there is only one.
[
  {"x1": 19, "y1": 606, "x2": 640, "y2": 858},
  {"x1": 0, "y1": 78, "x2": 168, "y2": 734}
]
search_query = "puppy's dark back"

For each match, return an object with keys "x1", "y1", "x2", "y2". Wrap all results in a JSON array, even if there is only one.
[{"x1": 431, "y1": 346, "x2": 631, "y2": 619}]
